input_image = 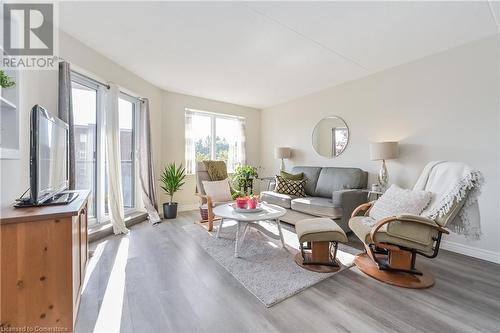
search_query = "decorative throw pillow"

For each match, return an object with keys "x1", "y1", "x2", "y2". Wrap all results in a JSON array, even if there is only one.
[
  {"x1": 369, "y1": 184, "x2": 432, "y2": 221},
  {"x1": 280, "y1": 170, "x2": 304, "y2": 181},
  {"x1": 202, "y1": 178, "x2": 232, "y2": 202},
  {"x1": 275, "y1": 175, "x2": 306, "y2": 196}
]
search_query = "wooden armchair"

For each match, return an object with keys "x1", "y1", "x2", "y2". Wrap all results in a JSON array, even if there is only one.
[
  {"x1": 348, "y1": 164, "x2": 475, "y2": 289},
  {"x1": 195, "y1": 161, "x2": 230, "y2": 231}
]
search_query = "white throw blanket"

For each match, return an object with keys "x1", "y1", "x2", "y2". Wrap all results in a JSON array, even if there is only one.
[{"x1": 413, "y1": 161, "x2": 484, "y2": 239}]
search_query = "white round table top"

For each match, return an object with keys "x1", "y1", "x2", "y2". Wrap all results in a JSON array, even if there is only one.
[{"x1": 212, "y1": 203, "x2": 286, "y2": 222}]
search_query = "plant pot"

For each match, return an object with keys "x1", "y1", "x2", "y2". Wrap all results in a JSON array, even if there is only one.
[{"x1": 163, "y1": 202, "x2": 178, "y2": 219}]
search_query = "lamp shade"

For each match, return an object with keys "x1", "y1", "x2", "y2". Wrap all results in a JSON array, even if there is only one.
[
  {"x1": 370, "y1": 142, "x2": 399, "y2": 161},
  {"x1": 275, "y1": 147, "x2": 291, "y2": 159}
]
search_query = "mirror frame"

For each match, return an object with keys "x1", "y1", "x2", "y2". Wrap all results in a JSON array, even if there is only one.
[{"x1": 311, "y1": 116, "x2": 350, "y2": 158}]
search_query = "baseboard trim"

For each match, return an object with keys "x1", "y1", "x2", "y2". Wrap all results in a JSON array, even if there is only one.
[{"x1": 441, "y1": 240, "x2": 500, "y2": 264}]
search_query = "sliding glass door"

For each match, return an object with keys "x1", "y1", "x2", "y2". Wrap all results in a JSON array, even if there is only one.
[
  {"x1": 72, "y1": 80, "x2": 98, "y2": 219},
  {"x1": 71, "y1": 73, "x2": 139, "y2": 225}
]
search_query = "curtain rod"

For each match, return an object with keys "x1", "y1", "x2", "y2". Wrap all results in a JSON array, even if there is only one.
[
  {"x1": 71, "y1": 69, "x2": 145, "y2": 102},
  {"x1": 71, "y1": 70, "x2": 110, "y2": 89}
]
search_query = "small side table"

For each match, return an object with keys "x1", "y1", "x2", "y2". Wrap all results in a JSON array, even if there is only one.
[
  {"x1": 258, "y1": 176, "x2": 275, "y2": 191},
  {"x1": 364, "y1": 190, "x2": 384, "y2": 201}
]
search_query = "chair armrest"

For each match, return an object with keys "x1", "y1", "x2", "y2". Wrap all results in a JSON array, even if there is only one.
[
  {"x1": 351, "y1": 201, "x2": 374, "y2": 218},
  {"x1": 370, "y1": 215, "x2": 449, "y2": 244},
  {"x1": 195, "y1": 193, "x2": 213, "y2": 217},
  {"x1": 195, "y1": 193, "x2": 213, "y2": 209}
]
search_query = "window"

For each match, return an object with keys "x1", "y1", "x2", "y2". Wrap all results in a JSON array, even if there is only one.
[
  {"x1": 119, "y1": 97, "x2": 135, "y2": 208},
  {"x1": 71, "y1": 72, "x2": 139, "y2": 225},
  {"x1": 185, "y1": 109, "x2": 245, "y2": 174},
  {"x1": 72, "y1": 81, "x2": 97, "y2": 218}
]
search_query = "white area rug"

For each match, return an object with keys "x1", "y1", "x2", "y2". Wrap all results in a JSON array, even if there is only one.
[{"x1": 183, "y1": 220, "x2": 357, "y2": 307}]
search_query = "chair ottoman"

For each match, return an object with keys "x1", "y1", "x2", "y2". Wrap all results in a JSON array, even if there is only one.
[{"x1": 294, "y1": 218, "x2": 348, "y2": 273}]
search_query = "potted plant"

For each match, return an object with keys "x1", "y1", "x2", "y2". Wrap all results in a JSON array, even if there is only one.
[
  {"x1": 160, "y1": 163, "x2": 186, "y2": 219},
  {"x1": 0, "y1": 70, "x2": 16, "y2": 96},
  {"x1": 232, "y1": 165, "x2": 258, "y2": 195}
]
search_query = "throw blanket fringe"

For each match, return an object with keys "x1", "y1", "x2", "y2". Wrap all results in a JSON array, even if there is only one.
[{"x1": 415, "y1": 161, "x2": 484, "y2": 240}]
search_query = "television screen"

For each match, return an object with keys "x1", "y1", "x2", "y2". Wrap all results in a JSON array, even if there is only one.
[{"x1": 30, "y1": 105, "x2": 69, "y2": 204}]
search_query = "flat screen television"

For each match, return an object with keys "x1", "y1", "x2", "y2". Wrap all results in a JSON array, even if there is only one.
[{"x1": 29, "y1": 105, "x2": 69, "y2": 205}]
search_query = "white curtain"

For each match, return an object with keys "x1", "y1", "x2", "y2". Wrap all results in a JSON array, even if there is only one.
[
  {"x1": 185, "y1": 112, "x2": 195, "y2": 174},
  {"x1": 138, "y1": 98, "x2": 161, "y2": 225},
  {"x1": 104, "y1": 84, "x2": 129, "y2": 235},
  {"x1": 237, "y1": 118, "x2": 246, "y2": 165},
  {"x1": 58, "y1": 61, "x2": 75, "y2": 189}
]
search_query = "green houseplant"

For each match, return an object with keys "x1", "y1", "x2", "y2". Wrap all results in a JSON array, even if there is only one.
[
  {"x1": 0, "y1": 70, "x2": 16, "y2": 89},
  {"x1": 160, "y1": 163, "x2": 186, "y2": 219},
  {"x1": 232, "y1": 165, "x2": 258, "y2": 195}
]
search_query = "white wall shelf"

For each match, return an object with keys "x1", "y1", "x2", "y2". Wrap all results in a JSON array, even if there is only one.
[
  {"x1": 0, "y1": 69, "x2": 20, "y2": 160},
  {"x1": 1, "y1": 96, "x2": 16, "y2": 110}
]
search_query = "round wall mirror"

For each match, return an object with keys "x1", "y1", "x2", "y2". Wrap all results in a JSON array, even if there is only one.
[{"x1": 312, "y1": 116, "x2": 349, "y2": 158}]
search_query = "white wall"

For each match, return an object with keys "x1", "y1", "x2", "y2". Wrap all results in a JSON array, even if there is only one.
[
  {"x1": 260, "y1": 35, "x2": 500, "y2": 262},
  {"x1": 160, "y1": 91, "x2": 261, "y2": 211}
]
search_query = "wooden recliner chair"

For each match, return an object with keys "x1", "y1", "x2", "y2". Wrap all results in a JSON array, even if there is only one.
[{"x1": 349, "y1": 164, "x2": 473, "y2": 289}]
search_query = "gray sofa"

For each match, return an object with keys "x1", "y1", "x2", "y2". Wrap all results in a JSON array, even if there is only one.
[{"x1": 260, "y1": 166, "x2": 368, "y2": 232}]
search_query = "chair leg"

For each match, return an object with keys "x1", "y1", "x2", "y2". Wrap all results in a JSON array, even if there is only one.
[{"x1": 207, "y1": 214, "x2": 214, "y2": 231}]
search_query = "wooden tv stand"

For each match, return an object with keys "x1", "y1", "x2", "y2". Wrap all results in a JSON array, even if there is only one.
[{"x1": 0, "y1": 190, "x2": 90, "y2": 332}]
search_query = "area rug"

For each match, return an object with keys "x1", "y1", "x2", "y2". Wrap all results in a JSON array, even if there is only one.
[{"x1": 183, "y1": 220, "x2": 358, "y2": 307}]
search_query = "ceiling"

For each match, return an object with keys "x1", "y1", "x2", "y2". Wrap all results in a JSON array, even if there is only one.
[{"x1": 59, "y1": 1, "x2": 499, "y2": 109}]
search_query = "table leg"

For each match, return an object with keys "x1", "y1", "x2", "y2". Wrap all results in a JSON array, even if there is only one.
[
  {"x1": 240, "y1": 222, "x2": 249, "y2": 245},
  {"x1": 277, "y1": 218, "x2": 286, "y2": 248},
  {"x1": 234, "y1": 221, "x2": 240, "y2": 257},
  {"x1": 216, "y1": 218, "x2": 224, "y2": 238}
]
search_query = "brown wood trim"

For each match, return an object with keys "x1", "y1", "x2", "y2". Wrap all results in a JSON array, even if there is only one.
[{"x1": 351, "y1": 202, "x2": 373, "y2": 218}]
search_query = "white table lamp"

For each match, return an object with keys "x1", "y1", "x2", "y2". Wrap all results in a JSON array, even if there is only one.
[
  {"x1": 275, "y1": 147, "x2": 291, "y2": 171},
  {"x1": 370, "y1": 142, "x2": 399, "y2": 190}
]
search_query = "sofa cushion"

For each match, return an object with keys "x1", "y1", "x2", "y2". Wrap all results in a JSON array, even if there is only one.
[
  {"x1": 291, "y1": 197, "x2": 343, "y2": 219},
  {"x1": 291, "y1": 166, "x2": 322, "y2": 196},
  {"x1": 280, "y1": 170, "x2": 304, "y2": 180},
  {"x1": 295, "y1": 218, "x2": 348, "y2": 243},
  {"x1": 314, "y1": 167, "x2": 368, "y2": 197},
  {"x1": 260, "y1": 191, "x2": 295, "y2": 209},
  {"x1": 275, "y1": 175, "x2": 306, "y2": 197}
]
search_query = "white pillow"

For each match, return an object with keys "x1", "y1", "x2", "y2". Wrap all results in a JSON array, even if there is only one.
[
  {"x1": 202, "y1": 178, "x2": 232, "y2": 202},
  {"x1": 369, "y1": 184, "x2": 432, "y2": 221}
]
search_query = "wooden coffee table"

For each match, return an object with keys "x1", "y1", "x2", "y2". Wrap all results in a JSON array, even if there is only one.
[{"x1": 212, "y1": 203, "x2": 287, "y2": 257}]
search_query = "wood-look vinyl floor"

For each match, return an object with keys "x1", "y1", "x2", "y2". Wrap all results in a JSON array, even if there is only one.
[{"x1": 76, "y1": 210, "x2": 500, "y2": 333}]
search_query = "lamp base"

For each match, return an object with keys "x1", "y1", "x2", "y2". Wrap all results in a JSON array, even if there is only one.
[
  {"x1": 378, "y1": 160, "x2": 388, "y2": 190},
  {"x1": 280, "y1": 158, "x2": 285, "y2": 171}
]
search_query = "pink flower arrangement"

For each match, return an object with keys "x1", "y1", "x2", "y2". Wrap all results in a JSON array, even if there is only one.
[
  {"x1": 247, "y1": 195, "x2": 258, "y2": 209},
  {"x1": 235, "y1": 195, "x2": 259, "y2": 209}
]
